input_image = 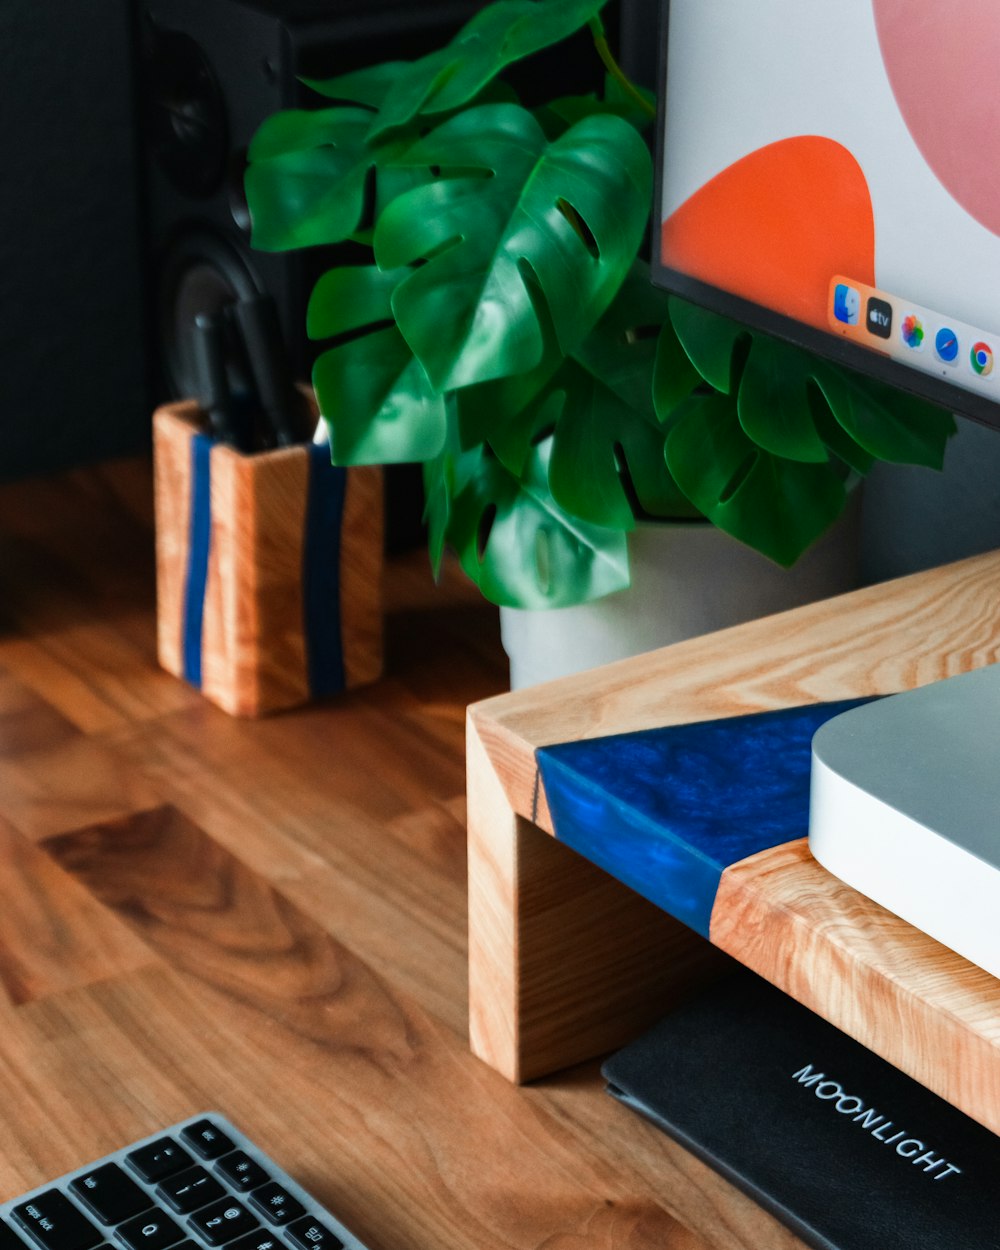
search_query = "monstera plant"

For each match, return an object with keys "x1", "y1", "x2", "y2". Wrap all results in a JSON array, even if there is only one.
[{"x1": 244, "y1": 0, "x2": 955, "y2": 609}]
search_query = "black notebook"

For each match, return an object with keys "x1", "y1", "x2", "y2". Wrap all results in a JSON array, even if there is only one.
[{"x1": 603, "y1": 972, "x2": 1000, "y2": 1250}]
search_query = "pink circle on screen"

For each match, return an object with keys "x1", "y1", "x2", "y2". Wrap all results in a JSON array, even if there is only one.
[{"x1": 873, "y1": 0, "x2": 1000, "y2": 236}]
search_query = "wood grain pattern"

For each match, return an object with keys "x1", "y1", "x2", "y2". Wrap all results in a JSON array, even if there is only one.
[
  {"x1": 0, "y1": 811, "x2": 156, "y2": 1005},
  {"x1": 469, "y1": 549, "x2": 1000, "y2": 828},
  {"x1": 467, "y1": 716, "x2": 730, "y2": 1082},
  {"x1": 153, "y1": 403, "x2": 194, "y2": 685},
  {"x1": 0, "y1": 454, "x2": 811, "y2": 1250},
  {"x1": 203, "y1": 431, "x2": 312, "y2": 714},
  {"x1": 43, "y1": 805, "x2": 709, "y2": 1250},
  {"x1": 0, "y1": 732, "x2": 162, "y2": 843},
  {"x1": 0, "y1": 460, "x2": 158, "y2": 648},
  {"x1": 0, "y1": 463, "x2": 200, "y2": 734},
  {"x1": 467, "y1": 549, "x2": 1000, "y2": 1092},
  {"x1": 0, "y1": 625, "x2": 195, "y2": 735},
  {"x1": 102, "y1": 717, "x2": 472, "y2": 1038},
  {"x1": 154, "y1": 401, "x2": 383, "y2": 717},
  {"x1": 0, "y1": 667, "x2": 79, "y2": 757},
  {"x1": 340, "y1": 466, "x2": 384, "y2": 689},
  {"x1": 711, "y1": 839, "x2": 1000, "y2": 1136}
]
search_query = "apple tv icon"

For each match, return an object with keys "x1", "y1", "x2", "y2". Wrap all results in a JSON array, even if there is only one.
[{"x1": 866, "y1": 297, "x2": 892, "y2": 338}]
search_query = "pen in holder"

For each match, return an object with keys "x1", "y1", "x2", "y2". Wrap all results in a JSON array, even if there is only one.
[{"x1": 153, "y1": 389, "x2": 383, "y2": 717}]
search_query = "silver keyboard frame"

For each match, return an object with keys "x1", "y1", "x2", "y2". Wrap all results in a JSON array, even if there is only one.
[{"x1": 0, "y1": 1114, "x2": 370, "y2": 1250}]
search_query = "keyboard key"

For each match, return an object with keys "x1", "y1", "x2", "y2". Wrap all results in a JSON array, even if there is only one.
[
  {"x1": 223, "y1": 1236, "x2": 282, "y2": 1250},
  {"x1": 69, "y1": 1164, "x2": 149, "y2": 1225},
  {"x1": 212, "y1": 1155, "x2": 267, "y2": 1195},
  {"x1": 11, "y1": 1192, "x2": 103, "y2": 1250},
  {"x1": 115, "y1": 1213, "x2": 184, "y2": 1250},
  {"x1": 0, "y1": 1118, "x2": 368, "y2": 1250},
  {"x1": 0, "y1": 1221, "x2": 30, "y2": 1250},
  {"x1": 285, "y1": 1217, "x2": 344, "y2": 1250},
  {"x1": 186, "y1": 1200, "x2": 258, "y2": 1247},
  {"x1": 126, "y1": 1141, "x2": 194, "y2": 1185},
  {"x1": 245, "y1": 1185, "x2": 304, "y2": 1227},
  {"x1": 156, "y1": 1168, "x2": 225, "y2": 1215},
  {"x1": 179, "y1": 1124, "x2": 233, "y2": 1163}
]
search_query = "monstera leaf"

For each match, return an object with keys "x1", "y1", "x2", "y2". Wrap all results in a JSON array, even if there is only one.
[
  {"x1": 808, "y1": 361, "x2": 955, "y2": 469},
  {"x1": 667, "y1": 297, "x2": 955, "y2": 469},
  {"x1": 474, "y1": 264, "x2": 698, "y2": 528},
  {"x1": 374, "y1": 102, "x2": 652, "y2": 393},
  {"x1": 308, "y1": 267, "x2": 446, "y2": 464},
  {"x1": 546, "y1": 266, "x2": 699, "y2": 527},
  {"x1": 362, "y1": 0, "x2": 607, "y2": 139},
  {"x1": 434, "y1": 438, "x2": 630, "y2": 607},
  {"x1": 246, "y1": 74, "x2": 536, "y2": 253},
  {"x1": 301, "y1": 61, "x2": 412, "y2": 109},
  {"x1": 665, "y1": 391, "x2": 849, "y2": 566},
  {"x1": 535, "y1": 74, "x2": 656, "y2": 138},
  {"x1": 246, "y1": 107, "x2": 379, "y2": 251}
]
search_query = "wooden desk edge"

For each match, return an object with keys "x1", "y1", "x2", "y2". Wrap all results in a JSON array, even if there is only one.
[
  {"x1": 466, "y1": 551, "x2": 1000, "y2": 1138},
  {"x1": 468, "y1": 548, "x2": 1000, "y2": 762}
]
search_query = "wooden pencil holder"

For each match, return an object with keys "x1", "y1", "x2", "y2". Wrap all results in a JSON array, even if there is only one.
[{"x1": 153, "y1": 396, "x2": 383, "y2": 717}]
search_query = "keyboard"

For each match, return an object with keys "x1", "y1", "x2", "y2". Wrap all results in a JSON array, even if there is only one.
[{"x1": 0, "y1": 1116, "x2": 371, "y2": 1250}]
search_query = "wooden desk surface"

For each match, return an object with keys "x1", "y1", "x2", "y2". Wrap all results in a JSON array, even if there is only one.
[
  {"x1": 0, "y1": 459, "x2": 806, "y2": 1250},
  {"x1": 464, "y1": 535, "x2": 1000, "y2": 1222}
]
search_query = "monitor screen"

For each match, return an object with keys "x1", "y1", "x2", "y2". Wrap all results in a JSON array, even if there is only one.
[{"x1": 652, "y1": 1, "x2": 1000, "y2": 428}]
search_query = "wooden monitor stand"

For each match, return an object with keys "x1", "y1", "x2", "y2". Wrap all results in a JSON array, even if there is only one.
[{"x1": 466, "y1": 550, "x2": 1000, "y2": 1137}]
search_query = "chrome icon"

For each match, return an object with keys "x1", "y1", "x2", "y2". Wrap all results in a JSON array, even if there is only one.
[{"x1": 971, "y1": 341, "x2": 994, "y2": 377}]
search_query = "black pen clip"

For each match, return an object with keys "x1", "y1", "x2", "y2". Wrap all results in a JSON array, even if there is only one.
[
  {"x1": 233, "y1": 294, "x2": 303, "y2": 447},
  {"x1": 192, "y1": 312, "x2": 247, "y2": 450}
]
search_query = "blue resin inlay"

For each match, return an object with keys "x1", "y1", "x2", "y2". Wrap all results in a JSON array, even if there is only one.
[
  {"x1": 536, "y1": 698, "x2": 877, "y2": 938},
  {"x1": 181, "y1": 432, "x2": 213, "y2": 688},
  {"x1": 302, "y1": 445, "x2": 347, "y2": 698}
]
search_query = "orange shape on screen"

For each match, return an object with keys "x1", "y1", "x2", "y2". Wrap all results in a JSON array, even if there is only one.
[{"x1": 661, "y1": 136, "x2": 876, "y2": 331}]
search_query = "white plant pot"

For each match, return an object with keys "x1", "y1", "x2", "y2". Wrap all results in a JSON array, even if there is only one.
[{"x1": 500, "y1": 500, "x2": 862, "y2": 690}]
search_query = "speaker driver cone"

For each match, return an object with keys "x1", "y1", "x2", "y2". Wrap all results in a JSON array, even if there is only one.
[{"x1": 158, "y1": 230, "x2": 261, "y2": 400}]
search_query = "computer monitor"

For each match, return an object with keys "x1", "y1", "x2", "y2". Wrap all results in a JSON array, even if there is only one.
[
  {"x1": 650, "y1": 2, "x2": 1000, "y2": 999},
  {"x1": 652, "y1": 1, "x2": 1000, "y2": 431}
]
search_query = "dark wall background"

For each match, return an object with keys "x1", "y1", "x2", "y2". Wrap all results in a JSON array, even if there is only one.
[{"x1": 0, "y1": 0, "x2": 148, "y2": 483}]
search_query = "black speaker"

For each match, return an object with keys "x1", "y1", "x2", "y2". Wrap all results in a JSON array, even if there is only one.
[
  {"x1": 0, "y1": 0, "x2": 149, "y2": 483},
  {"x1": 137, "y1": 0, "x2": 637, "y2": 399},
  {"x1": 137, "y1": 0, "x2": 627, "y2": 548},
  {"x1": 137, "y1": 0, "x2": 491, "y2": 407}
]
